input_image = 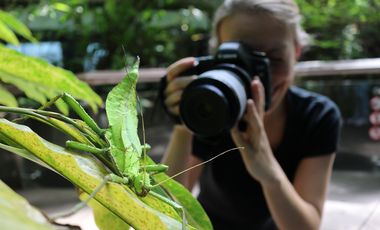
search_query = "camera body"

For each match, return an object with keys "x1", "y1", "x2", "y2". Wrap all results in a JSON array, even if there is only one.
[{"x1": 176, "y1": 41, "x2": 271, "y2": 138}]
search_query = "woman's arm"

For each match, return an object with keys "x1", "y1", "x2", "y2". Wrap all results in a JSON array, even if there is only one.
[
  {"x1": 262, "y1": 154, "x2": 335, "y2": 230},
  {"x1": 231, "y1": 78, "x2": 335, "y2": 229},
  {"x1": 161, "y1": 126, "x2": 192, "y2": 184}
]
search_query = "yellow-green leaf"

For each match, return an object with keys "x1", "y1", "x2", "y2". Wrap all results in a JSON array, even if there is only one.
[
  {"x1": 0, "y1": 45, "x2": 102, "y2": 114},
  {"x1": 0, "y1": 19, "x2": 19, "y2": 45},
  {"x1": 0, "y1": 84, "x2": 17, "y2": 107},
  {"x1": 0, "y1": 10, "x2": 37, "y2": 43},
  {"x1": 52, "y1": 3, "x2": 72, "y2": 13},
  {"x1": 80, "y1": 192, "x2": 131, "y2": 230},
  {"x1": 0, "y1": 143, "x2": 53, "y2": 171},
  {"x1": 0, "y1": 180, "x2": 55, "y2": 230},
  {"x1": 47, "y1": 117, "x2": 92, "y2": 145}
]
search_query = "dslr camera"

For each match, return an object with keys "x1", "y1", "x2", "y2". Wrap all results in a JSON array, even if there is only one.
[{"x1": 161, "y1": 41, "x2": 271, "y2": 138}]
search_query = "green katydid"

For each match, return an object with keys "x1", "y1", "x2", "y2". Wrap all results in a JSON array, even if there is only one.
[{"x1": 0, "y1": 59, "x2": 191, "y2": 229}]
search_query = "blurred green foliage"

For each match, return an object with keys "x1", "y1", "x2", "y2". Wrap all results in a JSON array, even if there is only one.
[
  {"x1": 296, "y1": 0, "x2": 380, "y2": 60},
  {"x1": 3, "y1": 0, "x2": 220, "y2": 72},
  {"x1": 2, "y1": 0, "x2": 379, "y2": 72}
]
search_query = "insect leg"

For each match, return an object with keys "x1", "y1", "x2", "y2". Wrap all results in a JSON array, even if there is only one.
[
  {"x1": 49, "y1": 174, "x2": 112, "y2": 221},
  {"x1": 149, "y1": 191, "x2": 189, "y2": 230},
  {"x1": 61, "y1": 93, "x2": 105, "y2": 136},
  {"x1": 141, "y1": 143, "x2": 151, "y2": 152},
  {"x1": 141, "y1": 164, "x2": 168, "y2": 175},
  {"x1": 65, "y1": 140, "x2": 118, "y2": 173},
  {"x1": 66, "y1": 140, "x2": 108, "y2": 155}
]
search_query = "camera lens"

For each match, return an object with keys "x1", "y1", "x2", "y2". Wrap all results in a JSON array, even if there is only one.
[
  {"x1": 197, "y1": 101, "x2": 214, "y2": 120},
  {"x1": 180, "y1": 84, "x2": 229, "y2": 137},
  {"x1": 180, "y1": 69, "x2": 247, "y2": 137}
]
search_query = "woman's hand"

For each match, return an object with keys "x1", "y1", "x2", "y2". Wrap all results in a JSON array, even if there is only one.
[
  {"x1": 231, "y1": 78, "x2": 282, "y2": 185},
  {"x1": 164, "y1": 57, "x2": 197, "y2": 117}
]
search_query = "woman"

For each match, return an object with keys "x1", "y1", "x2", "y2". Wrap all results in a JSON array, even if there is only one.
[{"x1": 161, "y1": 0, "x2": 341, "y2": 229}]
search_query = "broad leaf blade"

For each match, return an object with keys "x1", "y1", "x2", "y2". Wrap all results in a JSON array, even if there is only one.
[
  {"x1": 2, "y1": 76, "x2": 48, "y2": 105},
  {"x1": 0, "y1": 180, "x2": 55, "y2": 230},
  {"x1": 0, "y1": 143, "x2": 54, "y2": 171},
  {"x1": 80, "y1": 192, "x2": 131, "y2": 230},
  {"x1": 0, "y1": 19, "x2": 19, "y2": 45},
  {"x1": 47, "y1": 117, "x2": 93, "y2": 145},
  {"x1": 0, "y1": 84, "x2": 17, "y2": 107},
  {"x1": 43, "y1": 88, "x2": 70, "y2": 115},
  {"x1": 151, "y1": 158, "x2": 213, "y2": 230},
  {"x1": 0, "y1": 118, "x2": 188, "y2": 230},
  {"x1": 0, "y1": 10, "x2": 37, "y2": 43},
  {"x1": 0, "y1": 45, "x2": 102, "y2": 113}
]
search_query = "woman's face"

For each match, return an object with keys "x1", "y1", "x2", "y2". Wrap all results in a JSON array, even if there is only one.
[{"x1": 218, "y1": 12, "x2": 301, "y2": 113}]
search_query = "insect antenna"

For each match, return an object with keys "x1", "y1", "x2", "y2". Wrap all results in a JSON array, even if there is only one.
[
  {"x1": 152, "y1": 146, "x2": 244, "y2": 187},
  {"x1": 121, "y1": 45, "x2": 129, "y2": 73},
  {"x1": 136, "y1": 95, "x2": 148, "y2": 183}
]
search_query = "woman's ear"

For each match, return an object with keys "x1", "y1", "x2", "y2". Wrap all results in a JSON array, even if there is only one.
[{"x1": 295, "y1": 44, "x2": 302, "y2": 61}]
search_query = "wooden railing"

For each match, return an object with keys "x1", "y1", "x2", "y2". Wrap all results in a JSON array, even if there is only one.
[
  {"x1": 294, "y1": 58, "x2": 380, "y2": 77},
  {"x1": 77, "y1": 58, "x2": 380, "y2": 86}
]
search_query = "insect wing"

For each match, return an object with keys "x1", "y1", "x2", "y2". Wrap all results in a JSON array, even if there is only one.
[
  {"x1": 104, "y1": 129, "x2": 125, "y2": 175},
  {"x1": 105, "y1": 59, "x2": 142, "y2": 154}
]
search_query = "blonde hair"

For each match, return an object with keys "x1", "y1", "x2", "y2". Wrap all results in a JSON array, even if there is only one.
[{"x1": 209, "y1": 0, "x2": 310, "y2": 52}]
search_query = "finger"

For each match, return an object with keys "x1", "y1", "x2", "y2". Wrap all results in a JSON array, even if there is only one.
[
  {"x1": 251, "y1": 77, "x2": 265, "y2": 118},
  {"x1": 231, "y1": 126, "x2": 247, "y2": 148},
  {"x1": 244, "y1": 99, "x2": 264, "y2": 134},
  {"x1": 164, "y1": 76, "x2": 196, "y2": 95},
  {"x1": 168, "y1": 105, "x2": 180, "y2": 116},
  {"x1": 164, "y1": 90, "x2": 182, "y2": 107},
  {"x1": 167, "y1": 57, "x2": 196, "y2": 81},
  {"x1": 245, "y1": 99, "x2": 259, "y2": 120}
]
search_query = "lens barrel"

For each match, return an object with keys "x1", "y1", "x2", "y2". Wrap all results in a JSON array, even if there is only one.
[{"x1": 180, "y1": 69, "x2": 248, "y2": 137}]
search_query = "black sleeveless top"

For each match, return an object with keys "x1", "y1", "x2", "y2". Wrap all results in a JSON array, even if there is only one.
[{"x1": 192, "y1": 86, "x2": 342, "y2": 230}]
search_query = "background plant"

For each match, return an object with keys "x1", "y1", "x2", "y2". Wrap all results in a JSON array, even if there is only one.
[
  {"x1": 0, "y1": 9, "x2": 102, "y2": 113},
  {"x1": 2, "y1": 0, "x2": 379, "y2": 74},
  {"x1": 297, "y1": 0, "x2": 380, "y2": 60},
  {"x1": 2, "y1": 0, "x2": 219, "y2": 72}
]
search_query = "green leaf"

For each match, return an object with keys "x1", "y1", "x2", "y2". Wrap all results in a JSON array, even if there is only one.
[
  {"x1": 80, "y1": 193, "x2": 131, "y2": 230},
  {"x1": 43, "y1": 88, "x2": 70, "y2": 116},
  {"x1": 0, "y1": 19, "x2": 19, "y2": 45},
  {"x1": 4, "y1": 77, "x2": 48, "y2": 105},
  {"x1": 52, "y1": 3, "x2": 72, "y2": 13},
  {"x1": 0, "y1": 118, "x2": 189, "y2": 230},
  {"x1": 47, "y1": 117, "x2": 93, "y2": 145},
  {"x1": 151, "y1": 159, "x2": 213, "y2": 230},
  {"x1": 0, "y1": 10, "x2": 37, "y2": 43},
  {"x1": 0, "y1": 180, "x2": 55, "y2": 230},
  {"x1": 0, "y1": 45, "x2": 102, "y2": 114},
  {"x1": 0, "y1": 84, "x2": 17, "y2": 107},
  {"x1": 0, "y1": 142, "x2": 53, "y2": 171}
]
